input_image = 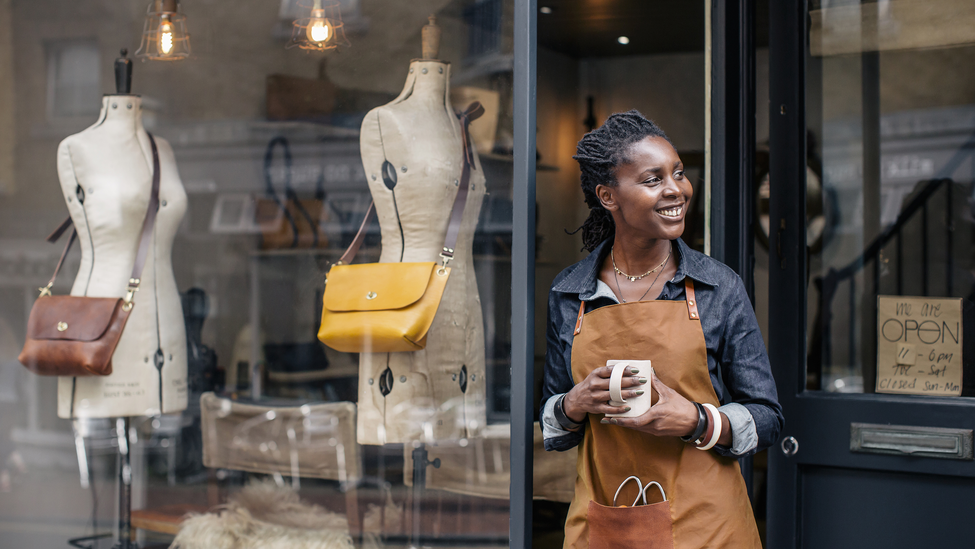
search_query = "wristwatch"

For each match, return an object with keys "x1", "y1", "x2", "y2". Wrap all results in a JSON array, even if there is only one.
[{"x1": 554, "y1": 394, "x2": 585, "y2": 432}]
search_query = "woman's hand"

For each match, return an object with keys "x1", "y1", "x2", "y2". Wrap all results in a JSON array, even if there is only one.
[
  {"x1": 604, "y1": 369, "x2": 729, "y2": 444},
  {"x1": 602, "y1": 368, "x2": 696, "y2": 437},
  {"x1": 562, "y1": 364, "x2": 647, "y2": 422},
  {"x1": 602, "y1": 368, "x2": 734, "y2": 446}
]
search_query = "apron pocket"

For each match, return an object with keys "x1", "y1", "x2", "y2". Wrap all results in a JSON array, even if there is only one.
[{"x1": 587, "y1": 499, "x2": 675, "y2": 549}]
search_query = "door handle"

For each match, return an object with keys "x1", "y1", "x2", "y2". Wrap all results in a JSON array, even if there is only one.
[{"x1": 780, "y1": 436, "x2": 799, "y2": 456}]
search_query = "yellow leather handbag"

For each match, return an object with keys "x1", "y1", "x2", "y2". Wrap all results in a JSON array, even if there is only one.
[{"x1": 317, "y1": 102, "x2": 483, "y2": 353}]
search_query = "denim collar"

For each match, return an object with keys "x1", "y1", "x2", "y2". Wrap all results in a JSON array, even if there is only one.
[{"x1": 551, "y1": 237, "x2": 719, "y2": 299}]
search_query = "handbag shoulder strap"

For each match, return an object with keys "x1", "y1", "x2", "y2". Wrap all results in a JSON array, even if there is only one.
[
  {"x1": 337, "y1": 101, "x2": 485, "y2": 267},
  {"x1": 38, "y1": 218, "x2": 77, "y2": 296},
  {"x1": 40, "y1": 133, "x2": 162, "y2": 305},
  {"x1": 263, "y1": 135, "x2": 299, "y2": 248}
]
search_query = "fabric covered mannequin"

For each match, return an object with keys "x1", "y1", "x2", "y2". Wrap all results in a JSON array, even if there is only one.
[
  {"x1": 55, "y1": 95, "x2": 188, "y2": 418},
  {"x1": 355, "y1": 21, "x2": 486, "y2": 444}
]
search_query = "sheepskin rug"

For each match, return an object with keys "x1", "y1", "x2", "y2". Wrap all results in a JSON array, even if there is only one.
[
  {"x1": 361, "y1": 490, "x2": 404, "y2": 549},
  {"x1": 170, "y1": 479, "x2": 354, "y2": 549}
]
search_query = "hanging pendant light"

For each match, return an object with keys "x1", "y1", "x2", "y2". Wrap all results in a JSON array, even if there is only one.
[
  {"x1": 288, "y1": 0, "x2": 350, "y2": 52},
  {"x1": 136, "y1": 0, "x2": 191, "y2": 61}
]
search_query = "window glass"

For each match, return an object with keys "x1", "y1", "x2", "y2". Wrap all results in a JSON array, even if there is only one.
[
  {"x1": 47, "y1": 40, "x2": 101, "y2": 119},
  {"x1": 0, "y1": 1, "x2": 513, "y2": 546},
  {"x1": 805, "y1": 0, "x2": 975, "y2": 396}
]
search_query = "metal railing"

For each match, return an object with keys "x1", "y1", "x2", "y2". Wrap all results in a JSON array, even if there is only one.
[
  {"x1": 811, "y1": 126, "x2": 975, "y2": 381},
  {"x1": 814, "y1": 177, "x2": 955, "y2": 372}
]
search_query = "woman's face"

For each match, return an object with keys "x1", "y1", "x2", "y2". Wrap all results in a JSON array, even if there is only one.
[{"x1": 598, "y1": 136, "x2": 693, "y2": 242}]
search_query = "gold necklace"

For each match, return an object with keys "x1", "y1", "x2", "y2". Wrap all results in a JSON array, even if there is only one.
[
  {"x1": 614, "y1": 249, "x2": 672, "y2": 303},
  {"x1": 612, "y1": 247, "x2": 671, "y2": 282}
]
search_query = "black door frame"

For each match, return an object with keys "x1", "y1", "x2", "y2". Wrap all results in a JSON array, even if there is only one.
[
  {"x1": 710, "y1": 0, "x2": 757, "y2": 299},
  {"x1": 766, "y1": 0, "x2": 807, "y2": 544},
  {"x1": 510, "y1": 0, "x2": 536, "y2": 547},
  {"x1": 709, "y1": 0, "x2": 759, "y2": 502}
]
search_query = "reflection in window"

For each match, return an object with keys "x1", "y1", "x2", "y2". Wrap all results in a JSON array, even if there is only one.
[
  {"x1": 46, "y1": 40, "x2": 100, "y2": 119},
  {"x1": 805, "y1": 2, "x2": 975, "y2": 396},
  {"x1": 3, "y1": 2, "x2": 517, "y2": 547}
]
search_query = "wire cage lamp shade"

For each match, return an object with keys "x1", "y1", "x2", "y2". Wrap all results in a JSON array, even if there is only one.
[
  {"x1": 288, "y1": 0, "x2": 350, "y2": 52},
  {"x1": 136, "y1": 0, "x2": 191, "y2": 61}
]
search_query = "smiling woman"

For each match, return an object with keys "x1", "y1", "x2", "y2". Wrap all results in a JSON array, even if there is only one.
[
  {"x1": 594, "y1": 134, "x2": 690, "y2": 292},
  {"x1": 541, "y1": 110, "x2": 782, "y2": 549}
]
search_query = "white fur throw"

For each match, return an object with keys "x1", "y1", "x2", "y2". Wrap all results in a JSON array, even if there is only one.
[{"x1": 170, "y1": 479, "x2": 354, "y2": 549}]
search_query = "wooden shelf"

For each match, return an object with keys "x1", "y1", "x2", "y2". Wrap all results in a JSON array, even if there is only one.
[
  {"x1": 479, "y1": 152, "x2": 559, "y2": 171},
  {"x1": 131, "y1": 504, "x2": 210, "y2": 538},
  {"x1": 249, "y1": 247, "x2": 379, "y2": 259}
]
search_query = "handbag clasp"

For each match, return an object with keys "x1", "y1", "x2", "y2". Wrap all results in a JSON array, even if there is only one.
[
  {"x1": 122, "y1": 278, "x2": 140, "y2": 311},
  {"x1": 438, "y1": 247, "x2": 453, "y2": 276}
]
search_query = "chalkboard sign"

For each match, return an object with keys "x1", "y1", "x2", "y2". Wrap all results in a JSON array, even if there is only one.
[{"x1": 876, "y1": 296, "x2": 963, "y2": 396}]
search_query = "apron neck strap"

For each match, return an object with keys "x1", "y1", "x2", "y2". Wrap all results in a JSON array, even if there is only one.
[
  {"x1": 574, "y1": 277, "x2": 700, "y2": 337},
  {"x1": 574, "y1": 300, "x2": 586, "y2": 336},
  {"x1": 685, "y1": 279, "x2": 699, "y2": 320}
]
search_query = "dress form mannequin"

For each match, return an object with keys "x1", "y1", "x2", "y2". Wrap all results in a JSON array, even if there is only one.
[
  {"x1": 356, "y1": 18, "x2": 486, "y2": 444},
  {"x1": 55, "y1": 92, "x2": 188, "y2": 418}
]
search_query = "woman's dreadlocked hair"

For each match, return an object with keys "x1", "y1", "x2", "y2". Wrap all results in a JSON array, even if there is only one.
[{"x1": 571, "y1": 110, "x2": 671, "y2": 252}]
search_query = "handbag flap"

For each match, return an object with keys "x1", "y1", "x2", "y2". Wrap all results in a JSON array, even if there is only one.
[
  {"x1": 324, "y1": 262, "x2": 437, "y2": 312},
  {"x1": 26, "y1": 296, "x2": 123, "y2": 341}
]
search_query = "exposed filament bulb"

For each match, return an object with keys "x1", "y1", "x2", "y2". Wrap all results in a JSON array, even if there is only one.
[
  {"x1": 307, "y1": 9, "x2": 331, "y2": 43},
  {"x1": 158, "y1": 16, "x2": 174, "y2": 55}
]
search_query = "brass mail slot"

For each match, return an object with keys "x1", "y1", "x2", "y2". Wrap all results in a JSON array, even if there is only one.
[{"x1": 850, "y1": 423, "x2": 973, "y2": 460}]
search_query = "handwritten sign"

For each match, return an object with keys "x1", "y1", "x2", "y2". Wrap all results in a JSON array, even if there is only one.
[{"x1": 876, "y1": 296, "x2": 963, "y2": 396}]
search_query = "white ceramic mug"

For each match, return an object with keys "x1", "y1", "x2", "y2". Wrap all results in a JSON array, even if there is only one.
[{"x1": 604, "y1": 359, "x2": 652, "y2": 418}]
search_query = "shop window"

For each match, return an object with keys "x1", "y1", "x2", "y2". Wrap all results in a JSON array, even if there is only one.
[
  {"x1": 465, "y1": 0, "x2": 503, "y2": 59},
  {"x1": 46, "y1": 39, "x2": 100, "y2": 119},
  {"x1": 3, "y1": 1, "x2": 518, "y2": 547}
]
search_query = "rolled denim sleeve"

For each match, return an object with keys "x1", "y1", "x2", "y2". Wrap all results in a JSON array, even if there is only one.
[
  {"x1": 541, "y1": 393, "x2": 582, "y2": 439},
  {"x1": 714, "y1": 275, "x2": 784, "y2": 457},
  {"x1": 718, "y1": 402, "x2": 758, "y2": 455},
  {"x1": 541, "y1": 286, "x2": 584, "y2": 452}
]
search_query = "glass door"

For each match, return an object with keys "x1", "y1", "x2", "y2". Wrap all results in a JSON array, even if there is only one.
[{"x1": 768, "y1": 1, "x2": 975, "y2": 547}]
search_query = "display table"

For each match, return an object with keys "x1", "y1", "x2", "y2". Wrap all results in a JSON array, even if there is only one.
[{"x1": 130, "y1": 504, "x2": 209, "y2": 539}]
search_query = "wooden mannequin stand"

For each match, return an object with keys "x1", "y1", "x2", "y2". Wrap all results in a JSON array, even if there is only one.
[
  {"x1": 65, "y1": 417, "x2": 138, "y2": 549},
  {"x1": 113, "y1": 417, "x2": 138, "y2": 549},
  {"x1": 65, "y1": 51, "x2": 142, "y2": 549},
  {"x1": 409, "y1": 444, "x2": 440, "y2": 548},
  {"x1": 110, "y1": 52, "x2": 138, "y2": 549}
]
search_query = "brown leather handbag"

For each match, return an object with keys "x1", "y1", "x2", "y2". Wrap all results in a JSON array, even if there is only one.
[
  {"x1": 18, "y1": 134, "x2": 163, "y2": 377},
  {"x1": 254, "y1": 136, "x2": 328, "y2": 250}
]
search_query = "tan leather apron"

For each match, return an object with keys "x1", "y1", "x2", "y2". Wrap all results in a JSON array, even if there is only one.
[{"x1": 564, "y1": 279, "x2": 761, "y2": 549}]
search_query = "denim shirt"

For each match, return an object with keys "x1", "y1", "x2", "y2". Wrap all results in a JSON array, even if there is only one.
[{"x1": 540, "y1": 238, "x2": 783, "y2": 458}]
